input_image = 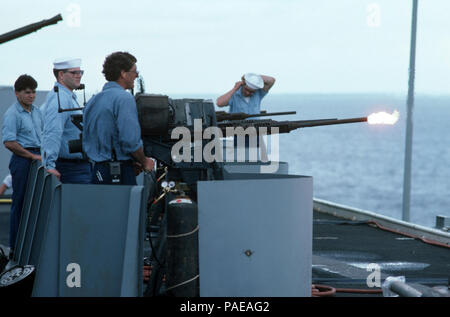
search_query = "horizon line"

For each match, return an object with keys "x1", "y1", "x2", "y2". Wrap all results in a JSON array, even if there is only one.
[{"x1": 2, "y1": 85, "x2": 450, "y2": 97}]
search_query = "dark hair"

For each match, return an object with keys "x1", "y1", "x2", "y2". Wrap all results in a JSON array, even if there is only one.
[
  {"x1": 14, "y1": 74, "x2": 37, "y2": 92},
  {"x1": 102, "y1": 51, "x2": 137, "y2": 81},
  {"x1": 53, "y1": 69, "x2": 67, "y2": 80}
]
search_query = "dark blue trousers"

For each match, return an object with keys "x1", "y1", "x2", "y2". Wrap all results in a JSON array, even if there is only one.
[
  {"x1": 9, "y1": 150, "x2": 39, "y2": 249},
  {"x1": 233, "y1": 135, "x2": 261, "y2": 147},
  {"x1": 55, "y1": 160, "x2": 92, "y2": 184},
  {"x1": 92, "y1": 161, "x2": 137, "y2": 185}
]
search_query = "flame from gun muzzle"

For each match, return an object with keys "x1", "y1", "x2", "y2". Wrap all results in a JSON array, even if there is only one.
[{"x1": 367, "y1": 110, "x2": 400, "y2": 125}]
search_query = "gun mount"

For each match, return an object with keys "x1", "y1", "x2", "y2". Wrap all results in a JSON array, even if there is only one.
[
  {"x1": 135, "y1": 92, "x2": 369, "y2": 193},
  {"x1": 137, "y1": 94, "x2": 367, "y2": 139},
  {"x1": 135, "y1": 93, "x2": 369, "y2": 297},
  {"x1": 136, "y1": 93, "x2": 367, "y2": 171}
]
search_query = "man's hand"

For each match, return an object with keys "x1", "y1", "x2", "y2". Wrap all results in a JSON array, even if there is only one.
[
  {"x1": 216, "y1": 80, "x2": 243, "y2": 107},
  {"x1": 4, "y1": 141, "x2": 42, "y2": 161},
  {"x1": 47, "y1": 169, "x2": 61, "y2": 180},
  {"x1": 132, "y1": 162, "x2": 144, "y2": 176},
  {"x1": 131, "y1": 148, "x2": 155, "y2": 174},
  {"x1": 260, "y1": 75, "x2": 276, "y2": 92},
  {"x1": 142, "y1": 157, "x2": 155, "y2": 173}
]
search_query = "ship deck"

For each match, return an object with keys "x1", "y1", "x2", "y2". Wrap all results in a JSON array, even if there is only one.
[
  {"x1": 1, "y1": 199, "x2": 449, "y2": 297},
  {"x1": 312, "y1": 209, "x2": 449, "y2": 297}
]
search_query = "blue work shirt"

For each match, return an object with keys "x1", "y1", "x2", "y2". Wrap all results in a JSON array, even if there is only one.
[
  {"x1": 41, "y1": 82, "x2": 83, "y2": 169},
  {"x1": 2, "y1": 100, "x2": 43, "y2": 148},
  {"x1": 228, "y1": 87, "x2": 267, "y2": 115},
  {"x1": 82, "y1": 81, "x2": 143, "y2": 162}
]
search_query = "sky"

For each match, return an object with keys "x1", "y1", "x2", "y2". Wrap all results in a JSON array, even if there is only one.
[{"x1": 1, "y1": 0, "x2": 450, "y2": 95}]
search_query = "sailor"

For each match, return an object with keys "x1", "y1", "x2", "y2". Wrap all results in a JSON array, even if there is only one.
[
  {"x1": 216, "y1": 73, "x2": 276, "y2": 114},
  {"x1": 82, "y1": 51, "x2": 154, "y2": 185},
  {"x1": 216, "y1": 73, "x2": 275, "y2": 157},
  {"x1": 1, "y1": 74, "x2": 43, "y2": 253},
  {"x1": 41, "y1": 57, "x2": 92, "y2": 183}
]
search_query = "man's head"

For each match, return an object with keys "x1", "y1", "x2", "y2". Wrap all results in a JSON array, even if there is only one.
[
  {"x1": 53, "y1": 58, "x2": 83, "y2": 91},
  {"x1": 242, "y1": 73, "x2": 263, "y2": 97},
  {"x1": 102, "y1": 52, "x2": 138, "y2": 90},
  {"x1": 14, "y1": 74, "x2": 37, "y2": 108},
  {"x1": 242, "y1": 85, "x2": 256, "y2": 97}
]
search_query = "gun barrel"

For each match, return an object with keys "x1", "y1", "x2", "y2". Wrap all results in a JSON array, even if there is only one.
[
  {"x1": 0, "y1": 14, "x2": 63, "y2": 44},
  {"x1": 216, "y1": 110, "x2": 296, "y2": 122},
  {"x1": 252, "y1": 111, "x2": 297, "y2": 117},
  {"x1": 293, "y1": 117, "x2": 368, "y2": 128}
]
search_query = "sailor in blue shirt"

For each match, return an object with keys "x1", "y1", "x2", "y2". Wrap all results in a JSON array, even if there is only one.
[
  {"x1": 216, "y1": 73, "x2": 276, "y2": 114},
  {"x1": 83, "y1": 51, "x2": 154, "y2": 185},
  {"x1": 1, "y1": 75, "x2": 42, "y2": 252},
  {"x1": 41, "y1": 58, "x2": 92, "y2": 184},
  {"x1": 216, "y1": 73, "x2": 276, "y2": 154}
]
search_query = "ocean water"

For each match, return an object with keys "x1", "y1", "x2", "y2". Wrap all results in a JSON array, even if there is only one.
[{"x1": 255, "y1": 93, "x2": 450, "y2": 228}]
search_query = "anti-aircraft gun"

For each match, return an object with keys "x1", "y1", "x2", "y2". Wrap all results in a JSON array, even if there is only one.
[
  {"x1": 137, "y1": 94, "x2": 366, "y2": 178},
  {"x1": 135, "y1": 93, "x2": 368, "y2": 297}
]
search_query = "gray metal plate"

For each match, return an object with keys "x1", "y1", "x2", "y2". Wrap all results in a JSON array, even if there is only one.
[{"x1": 197, "y1": 175, "x2": 312, "y2": 297}]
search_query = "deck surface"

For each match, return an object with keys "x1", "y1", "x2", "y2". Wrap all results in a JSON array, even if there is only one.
[{"x1": 312, "y1": 211, "x2": 449, "y2": 296}]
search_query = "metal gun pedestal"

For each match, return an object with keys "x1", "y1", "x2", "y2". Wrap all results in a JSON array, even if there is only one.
[{"x1": 198, "y1": 167, "x2": 312, "y2": 297}]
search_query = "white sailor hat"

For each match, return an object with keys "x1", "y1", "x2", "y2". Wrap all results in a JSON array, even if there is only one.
[
  {"x1": 244, "y1": 73, "x2": 264, "y2": 90},
  {"x1": 53, "y1": 57, "x2": 82, "y2": 70}
]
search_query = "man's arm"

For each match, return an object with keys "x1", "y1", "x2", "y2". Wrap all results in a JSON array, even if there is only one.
[
  {"x1": 41, "y1": 95, "x2": 65, "y2": 168},
  {"x1": 115, "y1": 94, "x2": 155, "y2": 173},
  {"x1": 0, "y1": 184, "x2": 7, "y2": 196},
  {"x1": 41, "y1": 94, "x2": 66, "y2": 180},
  {"x1": 131, "y1": 147, "x2": 154, "y2": 172},
  {"x1": 216, "y1": 81, "x2": 243, "y2": 107},
  {"x1": 4, "y1": 141, "x2": 41, "y2": 161},
  {"x1": 261, "y1": 75, "x2": 276, "y2": 92}
]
